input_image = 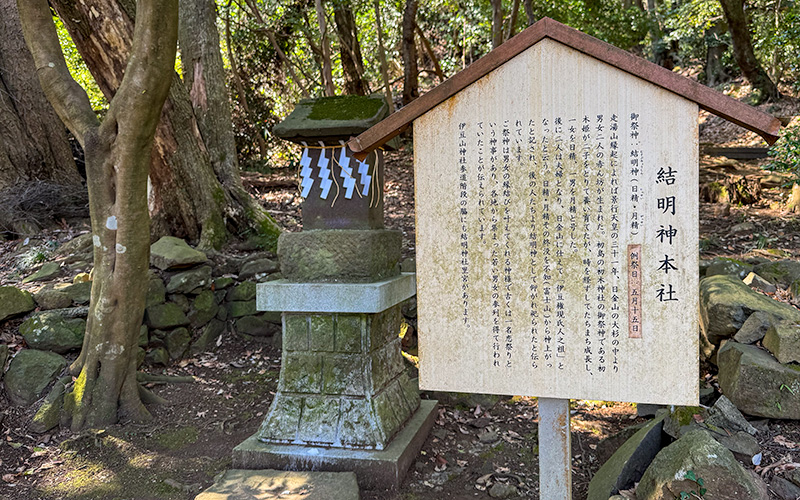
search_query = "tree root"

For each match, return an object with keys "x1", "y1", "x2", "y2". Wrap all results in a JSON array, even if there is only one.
[
  {"x1": 136, "y1": 373, "x2": 196, "y2": 384},
  {"x1": 138, "y1": 385, "x2": 169, "y2": 406}
]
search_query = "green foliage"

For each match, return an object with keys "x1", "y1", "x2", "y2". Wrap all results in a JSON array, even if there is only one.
[
  {"x1": 678, "y1": 469, "x2": 707, "y2": 499},
  {"x1": 764, "y1": 126, "x2": 800, "y2": 181},
  {"x1": 54, "y1": 16, "x2": 107, "y2": 112}
]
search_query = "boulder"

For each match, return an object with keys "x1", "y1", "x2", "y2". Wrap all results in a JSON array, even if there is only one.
[
  {"x1": 239, "y1": 258, "x2": 279, "y2": 281},
  {"x1": 169, "y1": 293, "x2": 191, "y2": 312},
  {"x1": 150, "y1": 236, "x2": 207, "y2": 271},
  {"x1": 763, "y1": 320, "x2": 800, "y2": 364},
  {"x1": 0, "y1": 286, "x2": 35, "y2": 322},
  {"x1": 699, "y1": 275, "x2": 800, "y2": 349},
  {"x1": 19, "y1": 312, "x2": 85, "y2": 354},
  {"x1": 587, "y1": 412, "x2": 667, "y2": 500},
  {"x1": 0, "y1": 344, "x2": 8, "y2": 378},
  {"x1": 713, "y1": 431, "x2": 760, "y2": 457},
  {"x1": 145, "y1": 302, "x2": 189, "y2": 330},
  {"x1": 636, "y1": 429, "x2": 767, "y2": 500},
  {"x1": 227, "y1": 281, "x2": 257, "y2": 302},
  {"x1": 743, "y1": 272, "x2": 777, "y2": 293},
  {"x1": 771, "y1": 477, "x2": 800, "y2": 500},
  {"x1": 705, "y1": 257, "x2": 752, "y2": 280},
  {"x1": 213, "y1": 277, "x2": 235, "y2": 290},
  {"x1": 718, "y1": 341, "x2": 800, "y2": 419},
  {"x1": 146, "y1": 276, "x2": 166, "y2": 307},
  {"x1": 56, "y1": 281, "x2": 92, "y2": 304},
  {"x1": 164, "y1": 327, "x2": 191, "y2": 360},
  {"x1": 4, "y1": 350, "x2": 67, "y2": 406},
  {"x1": 753, "y1": 260, "x2": 800, "y2": 287},
  {"x1": 33, "y1": 289, "x2": 73, "y2": 310},
  {"x1": 30, "y1": 376, "x2": 70, "y2": 433},
  {"x1": 235, "y1": 315, "x2": 279, "y2": 337},
  {"x1": 733, "y1": 311, "x2": 775, "y2": 344},
  {"x1": 190, "y1": 320, "x2": 226, "y2": 355},
  {"x1": 138, "y1": 325, "x2": 149, "y2": 347},
  {"x1": 705, "y1": 395, "x2": 757, "y2": 435},
  {"x1": 146, "y1": 347, "x2": 170, "y2": 365},
  {"x1": 188, "y1": 290, "x2": 218, "y2": 328},
  {"x1": 166, "y1": 265, "x2": 212, "y2": 294},
  {"x1": 228, "y1": 300, "x2": 257, "y2": 318},
  {"x1": 22, "y1": 262, "x2": 61, "y2": 284}
]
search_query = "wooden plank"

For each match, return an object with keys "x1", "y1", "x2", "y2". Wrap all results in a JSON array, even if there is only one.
[{"x1": 702, "y1": 147, "x2": 770, "y2": 159}]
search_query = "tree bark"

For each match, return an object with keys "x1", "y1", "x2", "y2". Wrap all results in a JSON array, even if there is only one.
[
  {"x1": 719, "y1": 0, "x2": 780, "y2": 102},
  {"x1": 333, "y1": 2, "x2": 369, "y2": 95},
  {"x1": 50, "y1": 0, "x2": 282, "y2": 249},
  {"x1": 416, "y1": 26, "x2": 444, "y2": 81},
  {"x1": 0, "y1": 0, "x2": 80, "y2": 190},
  {"x1": 490, "y1": 0, "x2": 503, "y2": 49},
  {"x1": 506, "y1": 0, "x2": 521, "y2": 40},
  {"x1": 523, "y1": 0, "x2": 536, "y2": 26},
  {"x1": 314, "y1": 0, "x2": 336, "y2": 96},
  {"x1": 373, "y1": 0, "x2": 393, "y2": 110},
  {"x1": 401, "y1": 0, "x2": 418, "y2": 105},
  {"x1": 705, "y1": 22, "x2": 728, "y2": 87},
  {"x1": 18, "y1": 0, "x2": 177, "y2": 431}
]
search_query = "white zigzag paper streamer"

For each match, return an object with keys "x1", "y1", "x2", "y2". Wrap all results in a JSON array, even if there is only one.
[
  {"x1": 298, "y1": 144, "x2": 313, "y2": 198},
  {"x1": 318, "y1": 142, "x2": 333, "y2": 199},
  {"x1": 338, "y1": 147, "x2": 356, "y2": 199},
  {"x1": 357, "y1": 157, "x2": 371, "y2": 197}
]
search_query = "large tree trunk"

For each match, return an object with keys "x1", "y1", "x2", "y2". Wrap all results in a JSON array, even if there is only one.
[
  {"x1": 705, "y1": 23, "x2": 728, "y2": 87},
  {"x1": 719, "y1": 0, "x2": 780, "y2": 102},
  {"x1": 314, "y1": 0, "x2": 336, "y2": 96},
  {"x1": 50, "y1": 0, "x2": 282, "y2": 249},
  {"x1": 523, "y1": 0, "x2": 536, "y2": 26},
  {"x1": 490, "y1": 0, "x2": 503, "y2": 49},
  {"x1": 333, "y1": 2, "x2": 369, "y2": 95},
  {"x1": 18, "y1": 0, "x2": 177, "y2": 431},
  {"x1": 0, "y1": 0, "x2": 80, "y2": 189},
  {"x1": 401, "y1": 0, "x2": 418, "y2": 105},
  {"x1": 373, "y1": 0, "x2": 393, "y2": 110}
]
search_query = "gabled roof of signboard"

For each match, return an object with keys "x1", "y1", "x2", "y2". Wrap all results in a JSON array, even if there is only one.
[{"x1": 348, "y1": 17, "x2": 781, "y2": 156}]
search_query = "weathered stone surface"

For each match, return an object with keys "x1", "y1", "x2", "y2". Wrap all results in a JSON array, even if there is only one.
[
  {"x1": 33, "y1": 289, "x2": 73, "y2": 310},
  {"x1": 714, "y1": 431, "x2": 760, "y2": 457},
  {"x1": 705, "y1": 395, "x2": 757, "y2": 435},
  {"x1": 146, "y1": 347, "x2": 170, "y2": 365},
  {"x1": 718, "y1": 341, "x2": 800, "y2": 419},
  {"x1": 0, "y1": 344, "x2": 8, "y2": 380},
  {"x1": 0, "y1": 286, "x2": 35, "y2": 322},
  {"x1": 753, "y1": 259, "x2": 800, "y2": 287},
  {"x1": 146, "y1": 276, "x2": 166, "y2": 307},
  {"x1": 699, "y1": 275, "x2": 800, "y2": 348},
  {"x1": 72, "y1": 272, "x2": 91, "y2": 283},
  {"x1": 663, "y1": 406, "x2": 706, "y2": 439},
  {"x1": 637, "y1": 429, "x2": 767, "y2": 500},
  {"x1": 488, "y1": 482, "x2": 518, "y2": 499},
  {"x1": 195, "y1": 469, "x2": 359, "y2": 500},
  {"x1": 150, "y1": 236, "x2": 207, "y2": 271},
  {"x1": 166, "y1": 265, "x2": 211, "y2": 294},
  {"x1": 771, "y1": 477, "x2": 800, "y2": 500},
  {"x1": 4, "y1": 350, "x2": 67, "y2": 406},
  {"x1": 19, "y1": 312, "x2": 85, "y2": 354},
  {"x1": 188, "y1": 290, "x2": 217, "y2": 328},
  {"x1": 763, "y1": 319, "x2": 800, "y2": 364},
  {"x1": 227, "y1": 281, "x2": 257, "y2": 302},
  {"x1": 228, "y1": 300, "x2": 257, "y2": 318},
  {"x1": 145, "y1": 302, "x2": 189, "y2": 330},
  {"x1": 138, "y1": 325, "x2": 149, "y2": 347},
  {"x1": 743, "y1": 272, "x2": 777, "y2": 293},
  {"x1": 169, "y1": 293, "x2": 191, "y2": 312},
  {"x1": 239, "y1": 259, "x2": 279, "y2": 281},
  {"x1": 213, "y1": 277, "x2": 236, "y2": 290},
  {"x1": 22, "y1": 262, "x2": 61, "y2": 284},
  {"x1": 587, "y1": 412, "x2": 667, "y2": 500},
  {"x1": 705, "y1": 257, "x2": 753, "y2": 280},
  {"x1": 56, "y1": 281, "x2": 91, "y2": 304},
  {"x1": 165, "y1": 328, "x2": 191, "y2": 360},
  {"x1": 278, "y1": 230, "x2": 401, "y2": 283},
  {"x1": 55, "y1": 233, "x2": 93, "y2": 260},
  {"x1": 190, "y1": 320, "x2": 226, "y2": 355},
  {"x1": 30, "y1": 376, "x2": 70, "y2": 433},
  {"x1": 733, "y1": 311, "x2": 776, "y2": 344},
  {"x1": 273, "y1": 94, "x2": 389, "y2": 142},
  {"x1": 235, "y1": 315, "x2": 278, "y2": 337}
]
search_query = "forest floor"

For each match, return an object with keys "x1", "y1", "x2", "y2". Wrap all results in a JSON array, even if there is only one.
[{"x1": 2, "y1": 90, "x2": 800, "y2": 499}]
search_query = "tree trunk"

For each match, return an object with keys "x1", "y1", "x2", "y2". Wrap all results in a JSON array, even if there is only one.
[
  {"x1": 719, "y1": 0, "x2": 780, "y2": 102},
  {"x1": 401, "y1": 0, "x2": 418, "y2": 105},
  {"x1": 333, "y1": 2, "x2": 369, "y2": 95},
  {"x1": 314, "y1": 0, "x2": 336, "y2": 96},
  {"x1": 416, "y1": 26, "x2": 444, "y2": 81},
  {"x1": 490, "y1": 0, "x2": 503, "y2": 49},
  {"x1": 523, "y1": 0, "x2": 536, "y2": 26},
  {"x1": 18, "y1": 0, "x2": 177, "y2": 431},
  {"x1": 50, "y1": 0, "x2": 282, "y2": 249},
  {"x1": 0, "y1": 0, "x2": 81, "y2": 190},
  {"x1": 373, "y1": 0, "x2": 393, "y2": 110},
  {"x1": 506, "y1": 0, "x2": 521, "y2": 40},
  {"x1": 705, "y1": 23, "x2": 727, "y2": 87}
]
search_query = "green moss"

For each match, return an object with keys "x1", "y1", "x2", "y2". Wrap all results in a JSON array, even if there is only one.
[
  {"x1": 153, "y1": 426, "x2": 199, "y2": 450},
  {"x1": 670, "y1": 405, "x2": 703, "y2": 426},
  {"x1": 247, "y1": 216, "x2": 282, "y2": 252},
  {"x1": 307, "y1": 95, "x2": 384, "y2": 121}
]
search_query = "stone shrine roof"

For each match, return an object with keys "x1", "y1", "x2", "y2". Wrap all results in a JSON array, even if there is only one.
[{"x1": 348, "y1": 17, "x2": 781, "y2": 156}]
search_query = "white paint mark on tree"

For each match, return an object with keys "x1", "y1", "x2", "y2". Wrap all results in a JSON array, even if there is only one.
[
  {"x1": 93, "y1": 235, "x2": 101, "y2": 247},
  {"x1": 106, "y1": 215, "x2": 117, "y2": 230},
  {"x1": 115, "y1": 243, "x2": 126, "y2": 254}
]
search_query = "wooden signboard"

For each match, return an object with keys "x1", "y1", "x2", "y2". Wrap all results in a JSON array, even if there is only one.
[{"x1": 414, "y1": 39, "x2": 699, "y2": 406}]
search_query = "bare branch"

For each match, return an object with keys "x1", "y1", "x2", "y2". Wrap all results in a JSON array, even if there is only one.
[{"x1": 16, "y1": 0, "x2": 99, "y2": 147}]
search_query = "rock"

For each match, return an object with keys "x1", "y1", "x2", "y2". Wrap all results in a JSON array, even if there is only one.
[
  {"x1": 33, "y1": 289, "x2": 73, "y2": 310},
  {"x1": 30, "y1": 376, "x2": 70, "y2": 433},
  {"x1": 19, "y1": 312, "x2": 85, "y2": 354},
  {"x1": 139, "y1": 325, "x2": 149, "y2": 347},
  {"x1": 150, "y1": 236, "x2": 207, "y2": 271},
  {"x1": 239, "y1": 258, "x2": 279, "y2": 281},
  {"x1": 73, "y1": 272, "x2": 91, "y2": 284},
  {"x1": 216, "y1": 304, "x2": 228, "y2": 322},
  {"x1": 190, "y1": 320, "x2": 225, "y2": 355},
  {"x1": 636, "y1": 403, "x2": 665, "y2": 418},
  {"x1": 488, "y1": 482, "x2": 518, "y2": 499},
  {"x1": 169, "y1": 293, "x2": 191, "y2": 312},
  {"x1": 166, "y1": 265, "x2": 212, "y2": 294},
  {"x1": 705, "y1": 257, "x2": 753, "y2": 280},
  {"x1": 788, "y1": 469, "x2": 800, "y2": 488},
  {"x1": 213, "y1": 277, "x2": 236, "y2": 290},
  {"x1": 587, "y1": 412, "x2": 667, "y2": 500},
  {"x1": 730, "y1": 222, "x2": 757, "y2": 235},
  {"x1": 146, "y1": 276, "x2": 166, "y2": 307},
  {"x1": 22, "y1": 262, "x2": 61, "y2": 284},
  {"x1": 0, "y1": 344, "x2": 8, "y2": 378},
  {"x1": 145, "y1": 347, "x2": 170, "y2": 365},
  {"x1": 743, "y1": 272, "x2": 777, "y2": 293},
  {"x1": 705, "y1": 395, "x2": 757, "y2": 435},
  {"x1": 4, "y1": 350, "x2": 67, "y2": 406},
  {"x1": 235, "y1": 315, "x2": 279, "y2": 337},
  {"x1": 0, "y1": 286, "x2": 35, "y2": 321},
  {"x1": 763, "y1": 319, "x2": 800, "y2": 364},
  {"x1": 195, "y1": 469, "x2": 359, "y2": 500},
  {"x1": 753, "y1": 260, "x2": 800, "y2": 287},
  {"x1": 636, "y1": 429, "x2": 767, "y2": 500},
  {"x1": 771, "y1": 477, "x2": 800, "y2": 500},
  {"x1": 188, "y1": 290, "x2": 218, "y2": 328},
  {"x1": 663, "y1": 406, "x2": 706, "y2": 439},
  {"x1": 733, "y1": 311, "x2": 776, "y2": 344},
  {"x1": 164, "y1": 328, "x2": 191, "y2": 360},
  {"x1": 55, "y1": 233, "x2": 93, "y2": 259},
  {"x1": 228, "y1": 300, "x2": 257, "y2": 318},
  {"x1": 699, "y1": 386, "x2": 716, "y2": 406},
  {"x1": 56, "y1": 281, "x2": 92, "y2": 304},
  {"x1": 226, "y1": 281, "x2": 257, "y2": 302},
  {"x1": 145, "y1": 302, "x2": 189, "y2": 330},
  {"x1": 718, "y1": 341, "x2": 800, "y2": 419},
  {"x1": 713, "y1": 431, "x2": 760, "y2": 457},
  {"x1": 699, "y1": 275, "x2": 800, "y2": 350}
]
